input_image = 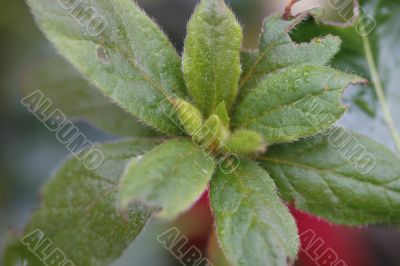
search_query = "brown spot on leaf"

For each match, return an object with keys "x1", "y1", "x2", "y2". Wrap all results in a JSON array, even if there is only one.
[{"x1": 96, "y1": 45, "x2": 112, "y2": 65}]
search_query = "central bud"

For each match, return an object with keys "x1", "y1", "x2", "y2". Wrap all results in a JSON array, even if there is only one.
[{"x1": 173, "y1": 98, "x2": 267, "y2": 156}]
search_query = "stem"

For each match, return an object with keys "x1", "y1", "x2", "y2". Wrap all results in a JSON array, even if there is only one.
[{"x1": 361, "y1": 28, "x2": 400, "y2": 153}]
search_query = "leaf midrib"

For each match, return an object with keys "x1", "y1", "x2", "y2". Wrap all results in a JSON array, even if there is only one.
[
  {"x1": 238, "y1": 16, "x2": 301, "y2": 90},
  {"x1": 238, "y1": 87, "x2": 341, "y2": 129},
  {"x1": 47, "y1": 3, "x2": 176, "y2": 104},
  {"x1": 232, "y1": 167, "x2": 295, "y2": 256},
  {"x1": 259, "y1": 156, "x2": 400, "y2": 193}
]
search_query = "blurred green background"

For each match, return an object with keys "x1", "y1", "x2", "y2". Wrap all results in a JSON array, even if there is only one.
[{"x1": 1, "y1": 0, "x2": 400, "y2": 265}]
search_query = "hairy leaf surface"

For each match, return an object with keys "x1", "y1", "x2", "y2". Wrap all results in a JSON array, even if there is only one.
[
  {"x1": 183, "y1": 0, "x2": 242, "y2": 115},
  {"x1": 259, "y1": 128, "x2": 400, "y2": 225},
  {"x1": 119, "y1": 140, "x2": 215, "y2": 219},
  {"x1": 293, "y1": 0, "x2": 400, "y2": 150},
  {"x1": 211, "y1": 159, "x2": 299, "y2": 266},
  {"x1": 233, "y1": 65, "x2": 366, "y2": 144},
  {"x1": 238, "y1": 14, "x2": 341, "y2": 100},
  {"x1": 27, "y1": 0, "x2": 186, "y2": 134},
  {"x1": 207, "y1": 231, "x2": 231, "y2": 266},
  {"x1": 4, "y1": 139, "x2": 159, "y2": 266}
]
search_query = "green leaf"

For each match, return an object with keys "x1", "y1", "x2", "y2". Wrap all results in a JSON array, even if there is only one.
[
  {"x1": 238, "y1": 14, "x2": 341, "y2": 100},
  {"x1": 214, "y1": 102, "x2": 230, "y2": 128},
  {"x1": 233, "y1": 65, "x2": 367, "y2": 144},
  {"x1": 199, "y1": 114, "x2": 230, "y2": 151},
  {"x1": 292, "y1": 1, "x2": 375, "y2": 81},
  {"x1": 293, "y1": 0, "x2": 400, "y2": 148},
  {"x1": 210, "y1": 159, "x2": 299, "y2": 266},
  {"x1": 207, "y1": 231, "x2": 230, "y2": 266},
  {"x1": 118, "y1": 139, "x2": 215, "y2": 219},
  {"x1": 27, "y1": 0, "x2": 186, "y2": 134},
  {"x1": 172, "y1": 98, "x2": 203, "y2": 137},
  {"x1": 183, "y1": 0, "x2": 243, "y2": 116},
  {"x1": 259, "y1": 128, "x2": 400, "y2": 225},
  {"x1": 222, "y1": 130, "x2": 266, "y2": 155},
  {"x1": 4, "y1": 139, "x2": 160, "y2": 266},
  {"x1": 23, "y1": 55, "x2": 158, "y2": 137}
]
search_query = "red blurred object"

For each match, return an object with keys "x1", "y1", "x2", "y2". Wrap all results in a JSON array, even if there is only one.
[
  {"x1": 180, "y1": 190, "x2": 379, "y2": 266},
  {"x1": 290, "y1": 206, "x2": 377, "y2": 266},
  {"x1": 174, "y1": 189, "x2": 214, "y2": 249}
]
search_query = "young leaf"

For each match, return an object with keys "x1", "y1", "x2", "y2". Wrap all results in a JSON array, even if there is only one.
[
  {"x1": 222, "y1": 130, "x2": 266, "y2": 155},
  {"x1": 233, "y1": 65, "x2": 367, "y2": 144},
  {"x1": 200, "y1": 114, "x2": 230, "y2": 151},
  {"x1": 214, "y1": 102, "x2": 230, "y2": 128},
  {"x1": 4, "y1": 139, "x2": 159, "y2": 266},
  {"x1": 211, "y1": 159, "x2": 299, "y2": 266},
  {"x1": 118, "y1": 140, "x2": 215, "y2": 219},
  {"x1": 238, "y1": 14, "x2": 341, "y2": 100},
  {"x1": 259, "y1": 128, "x2": 400, "y2": 225},
  {"x1": 172, "y1": 98, "x2": 203, "y2": 137},
  {"x1": 23, "y1": 55, "x2": 158, "y2": 137},
  {"x1": 27, "y1": 0, "x2": 186, "y2": 134},
  {"x1": 183, "y1": 0, "x2": 243, "y2": 115}
]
